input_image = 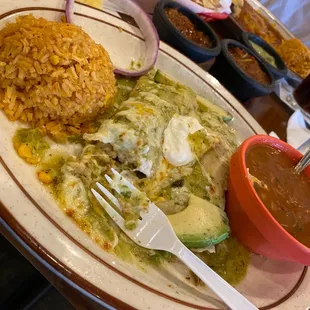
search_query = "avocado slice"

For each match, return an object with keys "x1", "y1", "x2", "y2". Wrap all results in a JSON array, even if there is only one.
[
  {"x1": 196, "y1": 95, "x2": 233, "y2": 123},
  {"x1": 167, "y1": 194, "x2": 230, "y2": 248},
  {"x1": 154, "y1": 69, "x2": 178, "y2": 87}
]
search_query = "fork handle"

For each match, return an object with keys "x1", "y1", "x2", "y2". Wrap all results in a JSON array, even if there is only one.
[{"x1": 172, "y1": 243, "x2": 258, "y2": 310}]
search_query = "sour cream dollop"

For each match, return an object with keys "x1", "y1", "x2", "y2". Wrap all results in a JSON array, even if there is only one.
[{"x1": 163, "y1": 115, "x2": 203, "y2": 166}]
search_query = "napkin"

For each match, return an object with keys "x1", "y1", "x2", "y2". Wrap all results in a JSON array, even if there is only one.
[
  {"x1": 270, "y1": 110, "x2": 310, "y2": 152},
  {"x1": 287, "y1": 110, "x2": 310, "y2": 149}
]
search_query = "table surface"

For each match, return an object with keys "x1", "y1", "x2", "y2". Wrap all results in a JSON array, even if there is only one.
[{"x1": 246, "y1": 92, "x2": 293, "y2": 141}]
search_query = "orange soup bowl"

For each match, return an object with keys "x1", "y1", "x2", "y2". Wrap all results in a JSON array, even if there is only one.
[{"x1": 227, "y1": 134, "x2": 310, "y2": 265}]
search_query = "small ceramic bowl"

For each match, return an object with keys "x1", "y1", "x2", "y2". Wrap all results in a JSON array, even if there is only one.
[
  {"x1": 153, "y1": 0, "x2": 221, "y2": 63},
  {"x1": 242, "y1": 32, "x2": 287, "y2": 80},
  {"x1": 227, "y1": 135, "x2": 310, "y2": 266},
  {"x1": 209, "y1": 39, "x2": 275, "y2": 102}
]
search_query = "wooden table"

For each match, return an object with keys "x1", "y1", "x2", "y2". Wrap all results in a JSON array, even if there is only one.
[{"x1": 246, "y1": 92, "x2": 293, "y2": 141}]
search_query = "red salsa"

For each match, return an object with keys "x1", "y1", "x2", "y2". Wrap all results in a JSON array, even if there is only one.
[
  {"x1": 246, "y1": 144, "x2": 310, "y2": 248},
  {"x1": 165, "y1": 8, "x2": 213, "y2": 48},
  {"x1": 229, "y1": 47, "x2": 271, "y2": 85}
]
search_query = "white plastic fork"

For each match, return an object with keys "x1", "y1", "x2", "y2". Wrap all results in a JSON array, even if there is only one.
[{"x1": 91, "y1": 168, "x2": 258, "y2": 310}]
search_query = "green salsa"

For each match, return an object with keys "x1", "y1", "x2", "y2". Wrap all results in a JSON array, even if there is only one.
[
  {"x1": 250, "y1": 41, "x2": 277, "y2": 67},
  {"x1": 198, "y1": 236, "x2": 250, "y2": 286}
]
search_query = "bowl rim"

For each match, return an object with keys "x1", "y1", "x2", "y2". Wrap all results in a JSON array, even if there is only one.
[
  {"x1": 221, "y1": 39, "x2": 275, "y2": 91},
  {"x1": 234, "y1": 134, "x2": 310, "y2": 253},
  {"x1": 154, "y1": 0, "x2": 221, "y2": 55},
  {"x1": 241, "y1": 31, "x2": 287, "y2": 77}
]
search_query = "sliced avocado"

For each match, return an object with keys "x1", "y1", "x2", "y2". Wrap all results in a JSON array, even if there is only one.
[
  {"x1": 197, "y1": 95, "x2": 233, "y2": 123},
  {"x1": 168, "y1": 194, "x2": 230, "y2": 248},
  {"x1": 154, "y1": 69, "x2": 178, "y2": 87}
]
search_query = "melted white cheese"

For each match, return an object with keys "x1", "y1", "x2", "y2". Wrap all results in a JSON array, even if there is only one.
[
  {"x1": 60, "y1": 172, "x2": 89, "y2": 216},
  {"x1": 163, "y1": 115, "x2": 203, "y2": 166},
  {"x1": 84, "y1": 121, "x2": 153, "y2": 177},
  {"x1": 136, "y1": 158, "x2": 153, "y2": 177},
  {"x1": 84, "y1": 120, "x2": 138, "y2": 151}
]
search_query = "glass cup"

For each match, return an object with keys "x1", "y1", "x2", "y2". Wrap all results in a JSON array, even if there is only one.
[{"x1": 293, "y1": 74, "x2": 310, "y2": 116}]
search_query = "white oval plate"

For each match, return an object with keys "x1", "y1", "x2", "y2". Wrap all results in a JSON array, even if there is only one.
[{"x1": 0, "y1": 1, "x2": 309, "y2": 309}]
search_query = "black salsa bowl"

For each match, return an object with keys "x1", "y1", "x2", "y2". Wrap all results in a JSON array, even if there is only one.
[
  {"x1": 153, "y1": 0, "x2": 221, "y2": 63},
  {"x1": 209, "y1": 39, "x2": 275, "y2": 102},
  {"x1": 242, "y1": 32, "x2": 287, "y2": 80}
]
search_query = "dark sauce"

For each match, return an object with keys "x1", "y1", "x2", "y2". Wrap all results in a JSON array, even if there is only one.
[
  {"x1": 247, "y1": 144, "x2": 310, "y2": 248},
  {"x1": 165, "y1": 8, "x2": 213, "y2": 48}
]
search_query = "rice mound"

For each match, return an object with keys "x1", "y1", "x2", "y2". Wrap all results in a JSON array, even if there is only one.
[{"x1": 0, "y1": 15, "x2": 116, "y2": 136}]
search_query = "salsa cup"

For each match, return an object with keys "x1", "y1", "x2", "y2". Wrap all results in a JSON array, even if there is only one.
[
  {"x1": 153, "y1": 0, "x2": 221, "y2": 63},
  {"x1": 241, "y1": 32, "x2": 287, "y2": 81},
  {"x1": 209, "y1": 40, "x2": 275, "y2": 102},
  {"x1": 227, "y1": 134, "x2": 310, "y2": 266}
]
